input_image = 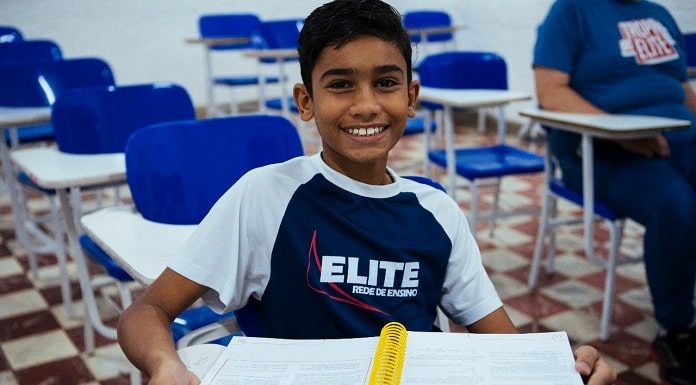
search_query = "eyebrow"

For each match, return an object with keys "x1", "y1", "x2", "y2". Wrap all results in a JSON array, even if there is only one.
[{"x1": 319, "y1": 64, "x2": 404, "y2": 81}]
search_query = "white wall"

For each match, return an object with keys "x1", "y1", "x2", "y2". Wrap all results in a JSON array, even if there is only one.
[{"x1": 2, "y1": 0, "x2": 695, "y2": 122}]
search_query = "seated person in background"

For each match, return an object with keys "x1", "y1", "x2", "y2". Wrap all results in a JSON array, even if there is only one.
[
  {"x1": 118, "y1": 1, "x2": 615, "y2": 384},
  {"x1": 533, "y1": 0, "x2": 696, "y2": 384}
]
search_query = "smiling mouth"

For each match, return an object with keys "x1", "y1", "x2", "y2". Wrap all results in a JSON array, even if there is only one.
[{"x1": 343, "y1": 126, "x2": 386, "y2": 137}]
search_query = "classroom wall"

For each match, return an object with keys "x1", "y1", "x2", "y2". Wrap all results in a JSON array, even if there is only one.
[{"x1": 2, "y1": 0, "x2": 695, "y2": 122}]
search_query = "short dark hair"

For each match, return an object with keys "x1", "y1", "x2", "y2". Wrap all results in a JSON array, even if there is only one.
[{"x1": 298, "y1": 0, "x2": 412, "y2": 97}]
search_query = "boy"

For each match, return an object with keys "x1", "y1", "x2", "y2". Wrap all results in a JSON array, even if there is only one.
[{"x1": 118, "y1": 1, "x2": 615, "y2": 384}]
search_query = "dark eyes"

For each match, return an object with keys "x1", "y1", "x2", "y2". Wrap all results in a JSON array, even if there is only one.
[{"x1": 326, "y1": 78, "x2": 399, "y2": 90}]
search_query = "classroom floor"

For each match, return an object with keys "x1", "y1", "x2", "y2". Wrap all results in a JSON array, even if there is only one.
[{"x1": 0, "y1": 116, "x2": 666, "y2": 384}]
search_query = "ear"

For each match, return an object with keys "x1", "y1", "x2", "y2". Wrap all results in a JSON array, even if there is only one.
[
  {"x1": 407, "y1": 79, "x2": 420, "y2": 118},
  {"x1": 293, "y1": 83, "x2": 314, "y2": 122}
]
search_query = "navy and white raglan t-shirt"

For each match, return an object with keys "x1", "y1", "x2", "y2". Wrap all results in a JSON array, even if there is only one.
[
  {"x1": 168, "y1": 153, "x2": 501, "y2": 339},
  {"x1": 533, "y1": 0, "x2": 695, "y2": 158}
]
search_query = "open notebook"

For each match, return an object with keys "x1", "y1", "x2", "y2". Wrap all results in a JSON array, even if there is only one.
[{"x1": 199, "y1": 322, "x2": 583, "y2": 385}]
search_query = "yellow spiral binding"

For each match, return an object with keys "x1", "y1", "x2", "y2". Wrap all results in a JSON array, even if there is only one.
[{"x1": 367, "y1": 322, "x2": 408, "y2": 385}]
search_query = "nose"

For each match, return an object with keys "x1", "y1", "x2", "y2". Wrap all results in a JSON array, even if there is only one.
[{"x1": 348, "y1": 85, "x2": 380, "y2": 119}]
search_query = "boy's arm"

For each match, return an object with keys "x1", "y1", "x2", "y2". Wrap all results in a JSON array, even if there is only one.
[
  {"x1": 117, "y1": 268, "x2": 209, "y2": 384},
  {"x1": 465, "y1": 306, "x2": 517, "y2": 333}
]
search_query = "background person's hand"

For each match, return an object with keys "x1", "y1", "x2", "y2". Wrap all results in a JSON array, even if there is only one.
[
  {"x1": 574, "y1": 345, "x2": 617, "y2": 385},
  {"x1": 617, "y1": 134, "x2": 670, "y2": 158}
]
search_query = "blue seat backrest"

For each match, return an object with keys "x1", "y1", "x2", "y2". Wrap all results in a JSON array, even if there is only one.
[
  {"x1": 252, "y1": 19, "x2": 304, "y2": 50},
  {"x1": 0, "y1": 26, "x2": 22, "y2": 43},
  {"x1": 0, "y1": 58, "x2": 115, "y2": 107},
  {"x1": 51, "y1": 83, "x2": 195, "y2": 155},
  {"x1": 0, "y1": 40, "x2": 62, "y2": 66},
  {"x1": 199, "y1": 14, "x2": 260, "y2": 51},
  {"x1": 418, "y1": 51, "x2": 508, "y2": 90},
  {"x1": 684, "y1": 32, "x2": 696, "y2": 68},
  {"x1": 125, "y1": 114, "x2": 304, "y2": 225},
  {"x1": 403, "y1": 10, "x2": 453, "y2": 43}
]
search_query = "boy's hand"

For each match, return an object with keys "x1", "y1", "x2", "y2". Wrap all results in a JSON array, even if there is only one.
[
  {"x1": 148, "y1": 359, "x2": 200, "y2": 385},
  {"x1": 574, "y1": 345, "x2": 617, "y2": 385}
]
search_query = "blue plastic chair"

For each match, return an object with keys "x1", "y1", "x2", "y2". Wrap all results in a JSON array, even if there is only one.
[
  {"x1": 198, "y1": 14, "x2": 280, "y2": 115},
  {"x1": 0, "y1": 58, "x2": 116, "y2": 317},
  {"x1": 124, "y1": 114, "x2": 303, "y2": 343},
  {"x1": 0, "y1": 26, "x2": 22, "y2": 43},
  {"x1": 528, "y1": 150, "x2": 642, "y2": 340},
  {"x1": 254, "y1": 19, "x2": 303, "y2": 115},
  {"x1": 403, "y1": 10, "x2": 454, "y2": 44},
  {"x1": 403, "y1": 10, "x2": 456, "y2": 70},
  {"x1": 0, "y1": 40, "x2": 62, "y2": 67},
  {"x1": 419, "y1": 51, "x2": 544, "y2": 237}
]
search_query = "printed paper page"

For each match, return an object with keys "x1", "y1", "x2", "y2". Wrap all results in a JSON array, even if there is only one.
[
  {"x1": 199, "y1": 336, "x2": 378, "y2": 385},
  {"x1": 401, "y1": 331, "x2": 583, "y2": 385}
]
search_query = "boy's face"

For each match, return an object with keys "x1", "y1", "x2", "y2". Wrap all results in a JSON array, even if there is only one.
[{"x1": 294, "y1": 35, "x2": 419, "y2": 184}]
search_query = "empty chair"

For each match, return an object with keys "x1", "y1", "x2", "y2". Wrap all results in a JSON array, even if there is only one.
[
  {"x1": 253, "y1": 19, "x2": 304, "y2": 116},
  {"x1": 0, "y1": 58, "x2": 115, "y2": 316},
  {"x1": 50, "y1": 83, "x2": 195, "y2": 385},
  {"x1": 403, "y1": 10, "x2": 456, "y2": 67},
  {"x1": 419, "y1": 51, "x2": 544, "y2": 236},
  {"x1": 0, "y1": 40, "x2": 62, "y2": 67},
  {"x1": 528, "y1": 148, "x2": 643, "y2": 340},
  {"x1": 0, "y1": 26, "x2": 22, "y2": 43},
  {"x1": 198, "y1": 13, "x2": 280, "y2": 115}
]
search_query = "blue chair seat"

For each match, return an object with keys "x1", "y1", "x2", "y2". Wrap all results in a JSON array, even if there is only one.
[
  {"x1": 171, "y1": 305, "x2": 240, "y2": 345},
  {"x1": 4, "y1": 124, "x2": 54, "y2": 145},
  {"x1": 548, "y1": 179, "x2": 621, "y2": 221},
  {"x1": 264, "y1": 97, "x2": 299, "y2": 113},
  {"x1": 79, "y1": 235, "x2": 133, "y2": 282},
  {"x1": 428, "y1": 144, "x2": 544, "y2": 180},
  {"x1": 17, "y1": 171, "x2": 56, "y2": 195},
  {"x1": 404, "y1": 116, "x2": 437, "y2": 136},
  {"x1": 214, "y1": 75, "x2": 280, "y2": 87}
]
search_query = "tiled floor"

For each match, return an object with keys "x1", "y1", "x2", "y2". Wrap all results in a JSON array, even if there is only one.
[{"x1": 0, "y1": 117, "x2": 667, "y2": 384}]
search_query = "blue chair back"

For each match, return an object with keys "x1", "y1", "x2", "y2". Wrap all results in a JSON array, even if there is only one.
[
  {"x1": 125, "y1": 114, "x2": 304, "y2": 225},
  {"x1": 684, "y1": 32, "x2": 696, "y2": 68},
  {"x1": 403, "y1": 10, "x2": 453, "y2": 43},
  {"x1": 51, "y1": 83, "x2": 195, "y2": 154},
  {"x1": 253, "y1": 19, "x2": 303, "y2": 50},
  {"x1": 0, "y1": 58, "x2": 115, "y2": 107},
  {"x1": 199, "y1": 14, "x2": 260, "y2": 51},
  {"x1": 418, "y1": 51, "x2": 508, "y2": 90},
  {"x1": 0, "y1": 40, "x2": 62, "y2": 66},
  {"x1": 0, "y1": 26, "x2": 22, "y2": 43}
]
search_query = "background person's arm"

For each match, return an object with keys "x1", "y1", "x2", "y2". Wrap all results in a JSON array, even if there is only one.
[
  {"x1": 118, "y1": 268, "x2": 209, "y2": 385},
  {"x1": 535, "y1": 66, "x2": 669, "y2": 158}
]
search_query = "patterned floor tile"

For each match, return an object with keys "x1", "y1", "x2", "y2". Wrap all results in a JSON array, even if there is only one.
[
  {"x1": 1, "y1": 329, "x2": 79, "y2": 370},
  {"x1": 12, "y1": 356, "x2": 94, "y2": 385},
  {"x1": 541, "y1": 280, "x2": 604, "y2": 309},
  {"x1": 0, "y1": 258, "x2": 23, "y2": 278},
  {"x1": 83, "y1": 344, "x2": 133, "y2": 381},
  {"x1": 0, "y1": 310, "x2": 60, "y2": 343},
  {"x1": 0, "y1": 289, "x2": 49, "y2": 319},
  {"x1": 541, "y1": 309, "x2": 602, "y2": 343}
]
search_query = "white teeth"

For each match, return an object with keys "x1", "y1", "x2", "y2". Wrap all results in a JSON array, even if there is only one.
[{"x1": 345, "y1": 126, "x2": 385, "y2": 137}]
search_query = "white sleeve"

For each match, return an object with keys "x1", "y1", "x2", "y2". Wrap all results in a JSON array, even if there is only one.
[
  {"x1": 439, "y1": 209, "x2": 503, "y2": 326},
  {"x1": 167, "y1": 169, "x2": 277, "y2": 313}
]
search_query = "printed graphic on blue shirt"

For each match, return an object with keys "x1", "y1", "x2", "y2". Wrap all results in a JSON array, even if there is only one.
[
  {"x1": 261, "y1": 174, "x2": 452, "y2": 338},
  {"x1": 618, "y1": 18, "x2": 679, "y2": 65}
]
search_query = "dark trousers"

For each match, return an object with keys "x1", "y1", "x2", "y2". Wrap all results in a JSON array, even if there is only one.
[{"x1": 557, "y1": 138, "x2": 696, "y2": 330}]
